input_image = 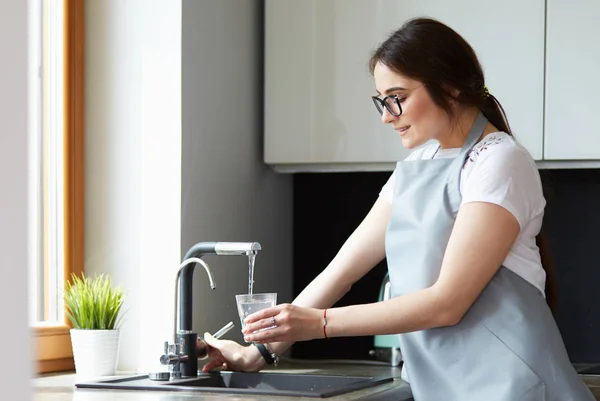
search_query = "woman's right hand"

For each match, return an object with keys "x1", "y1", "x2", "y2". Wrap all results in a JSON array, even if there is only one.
[{"x1": 201, "y1": 332, "x2": 266, "y2": 372}]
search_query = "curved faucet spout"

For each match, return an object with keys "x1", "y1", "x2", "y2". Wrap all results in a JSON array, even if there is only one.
[
  {"x1": 174, "y1": 257, "x2": 215, "y2": 343},
  {"x1": 180, "y1": 257, "x2": 215, "y2": 289}
]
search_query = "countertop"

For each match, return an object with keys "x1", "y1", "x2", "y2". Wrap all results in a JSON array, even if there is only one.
[
  {"x1": 33, "y1": 359, "x2": 600, "y2": 401},
  {"x1": 33, "y1": 359, "x2": 412, "y2": 401}
]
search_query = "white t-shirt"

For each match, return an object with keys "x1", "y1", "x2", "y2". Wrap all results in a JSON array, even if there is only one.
[{"x1": 380, "y1": 132, "x2": 547, "y2": 296}]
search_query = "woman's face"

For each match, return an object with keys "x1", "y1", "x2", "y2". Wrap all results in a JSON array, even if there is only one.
[{"x1": 373, "y1": 62, "x2": 450, "y2": 149}]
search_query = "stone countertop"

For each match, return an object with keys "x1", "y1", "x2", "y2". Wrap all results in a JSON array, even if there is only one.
[
  {"x1": 33, "y1": 359, "x2": 412, "y2": 401},
  {"x1": 33, "y1": 359, "x2": 600, "y2": 401}
]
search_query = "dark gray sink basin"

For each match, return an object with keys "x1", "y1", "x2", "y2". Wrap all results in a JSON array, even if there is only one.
[{"x1": 75, "y1": 371, "x2": 395, "y2": 398}]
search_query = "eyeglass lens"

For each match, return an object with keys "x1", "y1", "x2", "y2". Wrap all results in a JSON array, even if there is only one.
[{"x1": 373, "y1": 96, "x2": 401, "y2": 116}]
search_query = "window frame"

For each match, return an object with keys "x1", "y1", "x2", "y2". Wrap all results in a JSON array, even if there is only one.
[{"x1": 33, "y1": 0, "x2": 85, "y2": 374}]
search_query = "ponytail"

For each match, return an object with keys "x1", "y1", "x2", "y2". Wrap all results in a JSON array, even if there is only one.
[{"x1": 481, "y1": 94, "x2": 512, "y2": 136}]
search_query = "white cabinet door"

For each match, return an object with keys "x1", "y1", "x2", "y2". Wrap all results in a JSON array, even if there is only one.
[
  {"x1": 545, "y1": 0, "x2": 600, "y2": 160},
  {"x1": 383, "y1": 0, "x2": 545, "y2": 161},
  {"x1": 265, "y1": 0, "x2": 408, "y2": 167},
  {"x1": 265, "y1": 0, "x2": 545, "y2": 168}
]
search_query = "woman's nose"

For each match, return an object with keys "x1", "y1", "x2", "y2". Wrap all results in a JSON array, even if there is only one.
[{"x1": 381, "y1": 108, "x2": 397, "y2": 124}]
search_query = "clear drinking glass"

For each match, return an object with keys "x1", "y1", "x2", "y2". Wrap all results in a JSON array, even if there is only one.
[{"x1": 235, "y1": 293, "x2": 277, "y2": 340}]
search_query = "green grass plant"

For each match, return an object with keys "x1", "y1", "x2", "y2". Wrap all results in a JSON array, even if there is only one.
[{"x1": 64, "y1": 273, "x2": 126, "y2": 330}]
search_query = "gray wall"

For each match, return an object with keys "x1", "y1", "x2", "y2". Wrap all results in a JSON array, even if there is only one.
[
  {"x1": 1, "y1": 0, "x2": 31, "y2": 396},
  {"x1": 182, "y1": 0, "x2": 293, "y2": 343},
  {"x1": 85, "y1": 1, "x2": 183, "y2": 371}
]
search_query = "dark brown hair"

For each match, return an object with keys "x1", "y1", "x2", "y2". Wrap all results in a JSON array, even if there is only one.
[{"x1": 369, "y1": 17, "x2": 557, "y2": 313}]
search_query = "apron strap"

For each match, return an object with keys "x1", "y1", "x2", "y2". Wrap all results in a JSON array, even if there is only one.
[
  {"x1": 447, "y1": 111, "x2": 489, "y2": 190},
  {"x1": 458, "y1": 112, "x2": 488, "y2": 159}
]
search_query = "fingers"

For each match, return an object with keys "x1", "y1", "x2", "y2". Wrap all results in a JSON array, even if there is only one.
[
  {"x1": 244, "y1": 325, "x2": 285, "y2": 344},
  {"x1": 242, "y1": 305, "x2": 290, "y2": 342},
  {"x1": 241, "y1": 304, "x2": 320, "y2": 343},
  {"x1": 203, "y1": 332, "x2": 220, "y2": 348},
  {"x1": 203, "y1": 332, "x2": 226, "y2": 360},
  {"x1": 244, "y1": 305, "x2": 283, "y2": 325},
  {"x1": 242, "y1": 316, "x2": 277, "y2": 335},
  {"x1": 202, "y1": 358, "x2": 225, "y2": 372},
  {"x1": 243, "y1": 306, "x2": 289, "y2": 335}
]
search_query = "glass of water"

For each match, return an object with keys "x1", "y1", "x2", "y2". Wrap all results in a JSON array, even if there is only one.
[{"x1": 235, "y1": 293, "x2": 277, "y2": 340}]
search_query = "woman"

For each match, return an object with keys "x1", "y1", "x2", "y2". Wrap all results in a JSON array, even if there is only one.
[{"x1": 203, "y1": 18, "x2": 594, "y2": 400}]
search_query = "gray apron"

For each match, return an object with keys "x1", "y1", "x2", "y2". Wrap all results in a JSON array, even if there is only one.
[{"x1": 385, "y1": 113, "x2": 594, "y2": 400}]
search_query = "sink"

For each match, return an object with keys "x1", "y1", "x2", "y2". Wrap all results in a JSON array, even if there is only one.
[{"x1": 75, "y1": 371, "x2": 395, "y2": 398}]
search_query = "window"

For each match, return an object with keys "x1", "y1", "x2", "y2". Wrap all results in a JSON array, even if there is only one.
[{"x1": 31, "y1": 0, "x2": 85, "y2": 374}]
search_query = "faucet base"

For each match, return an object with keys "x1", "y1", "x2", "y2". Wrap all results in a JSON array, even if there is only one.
[
  {"x1": 148, "y1": 372, "x2": 170, "y2": 381},
  {"x1": 178, "y1": 331, "x2": 199, "y2": 377}
]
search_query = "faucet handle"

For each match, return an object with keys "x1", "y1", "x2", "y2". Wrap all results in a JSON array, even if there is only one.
[
  {"x1": 165, "y1": 337, "x2": 185, "y2": 355},
  {"x1": 162, "y1": 339, "x2": 181, "y2": 356}
]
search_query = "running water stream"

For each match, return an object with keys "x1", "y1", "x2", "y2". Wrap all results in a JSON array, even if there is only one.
[{"x1": 247, "y1": 253, "x2": 256, "y2": 295}]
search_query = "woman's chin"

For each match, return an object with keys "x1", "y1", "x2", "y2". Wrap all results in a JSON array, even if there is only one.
[
  {"x1": 400, "y1": 137, "x2": 418, "y2": 150},
  {"x1": 400, "y1": 135, "x2": 428, "y2": 150}
]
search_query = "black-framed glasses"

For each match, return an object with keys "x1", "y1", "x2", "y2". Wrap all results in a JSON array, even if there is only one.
[{"x1": 371, "y1": 94, "x2": 403, "y2": 117}]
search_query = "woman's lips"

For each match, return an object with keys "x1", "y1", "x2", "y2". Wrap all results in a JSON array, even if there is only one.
[{"x1": 396, "y1": 126, "x2": 410, "y2": 136}]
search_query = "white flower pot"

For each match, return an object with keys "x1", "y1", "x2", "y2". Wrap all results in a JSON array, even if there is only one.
[{"x1": 70, "y1": 329, "x2": 120, "y2": 380}]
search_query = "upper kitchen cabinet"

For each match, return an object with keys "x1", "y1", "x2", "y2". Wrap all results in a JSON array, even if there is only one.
[
  {"x1": 264, "y1": 0, "x2": 545, "y2": 171},
  {"x1": 544, "y1": 0, "x2": 600, "y2": 160}
]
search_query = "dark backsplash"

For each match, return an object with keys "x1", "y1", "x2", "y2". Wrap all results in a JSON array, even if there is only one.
[
  {"x1": 292, "y1": 171, "x2": 390, "y2": 361},
  {"x1": 292, "y1": 169, "x2": 600, "y2": 363},
  {"x1": 540, "y1": 169, "x2": 600, "y2": 363}
]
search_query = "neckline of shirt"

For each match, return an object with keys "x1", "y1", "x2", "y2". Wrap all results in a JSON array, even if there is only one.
[
  {"x1": 431, "y1": 147, "x2": 461, "y2": 159},
  {"x1": 430, "y1": 131, "x2": 507, "y2": 159}
]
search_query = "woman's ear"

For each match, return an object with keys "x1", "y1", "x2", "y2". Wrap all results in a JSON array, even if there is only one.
[{"x1": 442, "y1": 84, "x2": 461, "y2": 100}]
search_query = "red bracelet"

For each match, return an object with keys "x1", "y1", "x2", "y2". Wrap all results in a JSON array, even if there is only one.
[{"x1": 323, "y1": 309, "x2": 329, "y2": 340}]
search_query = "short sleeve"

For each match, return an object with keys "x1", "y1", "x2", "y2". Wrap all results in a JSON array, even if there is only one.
[{"x1": 461, "y1": 142, "x2": 545, "y2": 229}]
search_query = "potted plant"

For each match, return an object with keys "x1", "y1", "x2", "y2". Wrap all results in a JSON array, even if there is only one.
[{"x1": 64, "y1": 273, "x2": 126, "y2": 379}]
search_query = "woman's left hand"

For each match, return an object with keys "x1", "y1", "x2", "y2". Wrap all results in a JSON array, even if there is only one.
[{"x1": 241, "y1": 304, "x2": 324, "y2": 344}]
